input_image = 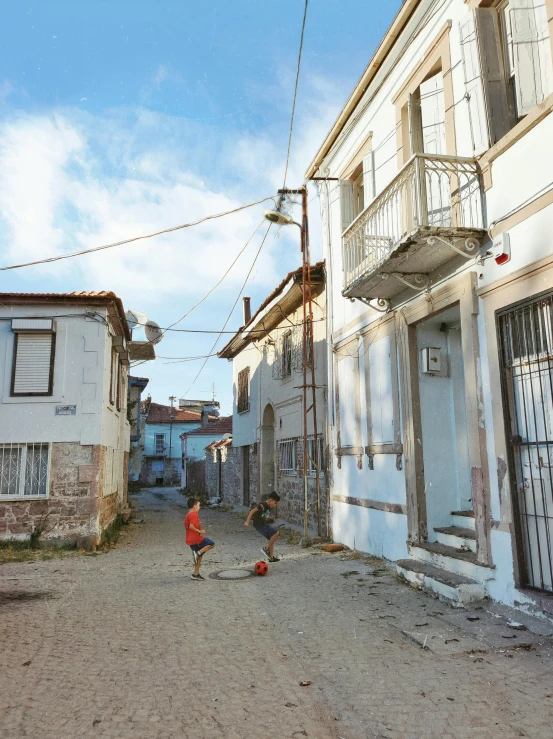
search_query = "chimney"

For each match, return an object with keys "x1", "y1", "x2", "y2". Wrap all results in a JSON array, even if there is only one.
[
  {"x1": 201, "y1": 408, "x2": 210, "y2": 427},
  {"x1": 243, "y1": 297, "x2": 251, "y2": 325}
]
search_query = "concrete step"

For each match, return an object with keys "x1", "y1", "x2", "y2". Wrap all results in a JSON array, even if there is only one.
[
  {"x1": 451, "y1": 510, "x2": 475, "y2": 530},
  {"x1": 434, "y1": 525, "x2": 477, "y2": 553},
  {"x1": 396, "y1": 558, "x2": 486, "y2": 606},
  {"x1": 409, "y1": 541, "x2": 495, "y2": 584}
]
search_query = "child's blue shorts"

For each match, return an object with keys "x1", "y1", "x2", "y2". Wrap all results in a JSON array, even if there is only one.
[
  {"x1": 190, "y1": 537, "x2": 215, "y2": 552},
  {"x1": 254, "y1": 524, "x2": 277, "y2": 540}
]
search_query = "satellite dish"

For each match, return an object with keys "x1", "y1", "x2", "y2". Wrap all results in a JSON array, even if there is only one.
[
  {"x1": 144, "y1": 320, "x2": 163, "y2": 345},
  {"x1": 126, "y1": 309, "x2": 148, "y2": 329}
]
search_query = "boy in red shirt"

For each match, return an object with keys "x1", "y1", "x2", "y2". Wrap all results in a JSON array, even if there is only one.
[{"x1": 184, "y1": 497, "x2": 215, "y2": 581}]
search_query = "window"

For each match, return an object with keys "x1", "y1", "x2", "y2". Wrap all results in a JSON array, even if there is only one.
[
  {"x1": 340, "y1": 151, "x2": 375, "y2": 232},
  {"x1": 307, "y1": 436, "x2": 324, "y2": 476},
  {"x1": 237, "y1": 367, "x2": 250, "y2": 413},
  {"x1": 109, "y1": 347, "x2": 118, "y2": 405},
  {"x1": 283, "y1": 332, "x2": 292, "y2": 378},
  {"x1": 155, "y1": 433, "x2": 166, "y2": 455},
  {"x1": 279, "y1": 439, "x2": 297, "y2": 474},
  {"x1": 0, "y1": 443, "x2": 49, "y2": 498},
  {"x1": 10, "y1": 319, "x2": 55, "y2": 397}
]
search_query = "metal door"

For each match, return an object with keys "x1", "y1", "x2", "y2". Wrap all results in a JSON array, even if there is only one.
[{"x1": 498, "y1": 293, "x2": 553, "y2": 593}]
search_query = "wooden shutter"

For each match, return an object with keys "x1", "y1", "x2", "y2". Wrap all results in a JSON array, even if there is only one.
[
  {"x1": 407, "y1": 92, "x2": 423, "y2": 155},
  {"x1": 475, "y1": 8, "x2": 513, "y2": 143},
  {"x1": 11, "y1": 333, "x2": 55, "y2": 396},
  {"x1": 510, "y1": 0, "x2": 546, "y2": 115},
  {"x1": 340, "y1": 180, "x2": 354, "y2": 233},
  {"x1": 362, "y1": 151, "x2": 375, "y2": 208},
  {"x1": 460, "y1": 14, "x2": 490, "y2": 154}
]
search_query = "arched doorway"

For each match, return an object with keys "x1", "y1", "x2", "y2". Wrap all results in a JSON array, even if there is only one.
[{"x1": 260, "y1": 404, "x2": 276, "y2": 498}]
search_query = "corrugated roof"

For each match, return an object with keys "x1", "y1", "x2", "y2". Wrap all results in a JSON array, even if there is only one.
[
  {"x1": 145, "y1": 402, "x2": 217, "y2": 424},
  {"x1": 184, "y1": 416, "x2": 232, "y2": 437},
  {"x1": 0, "y1": 290, "x2": 131, "y2": 340}
]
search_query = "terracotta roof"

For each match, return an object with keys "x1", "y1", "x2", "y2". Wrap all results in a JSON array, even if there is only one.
[
  {"x1": 0, "y1": 290, "x2": 130, "y2": 341},
  {"x1": 183, "y1": 416, "x2": 232, "y2": 437},
  {"x1": 145, "y1": 401, "x2": 217, "y2": 424},
  {"x1": 206, "y1": 438, "x2": 233, "y2": 450},
  {"x1": 218, "y1": 261, "x2": 325, "y2": 359}
]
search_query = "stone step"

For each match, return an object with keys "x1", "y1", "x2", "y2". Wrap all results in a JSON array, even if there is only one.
[
  {"x1": 434, "y1": 525, "x2": 477, "y2": 553},
  {"x1": 409, "y1": 541, "x2": 495, "y2": 584},
  {"x1": 396, "y1": 558, "x2": 486, "y2": 606},
  {"x1": 451, "y1": 510, "x2": 475, "y2": 530}
]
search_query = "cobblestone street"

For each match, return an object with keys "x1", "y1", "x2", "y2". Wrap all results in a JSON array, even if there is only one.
[{"x1": 1, "y1": 487, "x2": 553, "y2": 739}]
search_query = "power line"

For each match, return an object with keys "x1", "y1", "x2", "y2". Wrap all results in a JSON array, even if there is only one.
[
  {"x1": 0, "y1": 196, "x2": 276, "y2": 272},
  {"x1": 183, "y1": 223, "x2": 273, "y2": 395},
  {"x1": 282, "y1": 0, "x2": 309, "y2": 190}
]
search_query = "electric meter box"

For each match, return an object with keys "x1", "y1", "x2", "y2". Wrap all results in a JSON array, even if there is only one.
[{"x1": 421, "y1": 347, "x2": 441, "y2": 374}]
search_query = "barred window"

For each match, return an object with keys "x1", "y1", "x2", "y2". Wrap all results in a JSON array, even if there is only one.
[
  {"x1": 279, "y1": 439, "x2": 297, "y2": 475},
  {"x1": 282, "y1": 331, "x2": 292, "y2": 378},
  {"x1": 0, "y1": 443, "x2": 49, "y2": 498},
  {"x1": 307, "y1": 436, "x2": 324, "y2": 476},
  {"x1": 237, "y1": 367, "x2": 250, "y2": 414},
  {"x1": 155, "y1": 433, "x2": 166, "y2": 455}
]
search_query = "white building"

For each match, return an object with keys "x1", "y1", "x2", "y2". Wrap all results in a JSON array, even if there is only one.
[
  {"x1": 218, "y1": 263, "x2": 328, "y2": 533},
  {"x1": 0, "y1": 291, "x2": 131, "y2": 546},
  {"x1": 308, "y1": 0, "x2": 553, "y2": 614}
]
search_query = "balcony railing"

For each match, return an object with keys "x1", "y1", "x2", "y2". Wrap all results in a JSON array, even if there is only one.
[{"x1": 342, "y1": 153, "x2": 484, "y2": 295}]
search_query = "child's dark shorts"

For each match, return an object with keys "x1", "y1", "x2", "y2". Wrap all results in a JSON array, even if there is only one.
[
  {"x1": 254, "y1": 524, "x2": 278, "y2": 540},
  {"x1": 190, "y1": 537, "x2": 215, "y2": 552}
]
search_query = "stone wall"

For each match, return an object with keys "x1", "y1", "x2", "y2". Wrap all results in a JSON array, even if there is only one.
[
  {"x1": 205, "y1": 443, "x2": 250, "y2": 507},
  {"x1": 0, "y1": 441, "x2": 127, "y2": 546},
  {"x1": 276, "y1": 437, "x2": 328, "y2": 535},
  {"x1": 139, "y1": 457, "x2": 181, "y2": 486}
]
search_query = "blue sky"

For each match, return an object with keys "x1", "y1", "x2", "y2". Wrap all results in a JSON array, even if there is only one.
[{"x1": 0, "y1": 0, "x2": 401, "y2": 413}]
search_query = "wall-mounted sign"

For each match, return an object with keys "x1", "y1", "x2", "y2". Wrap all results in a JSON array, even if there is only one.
[{"x1": 55, "y1": 405, "x2": 77, "y2": 416}]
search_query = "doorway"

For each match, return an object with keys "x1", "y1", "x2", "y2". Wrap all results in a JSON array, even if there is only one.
[
  {"x1": 498, "y1": 293, "x2": 553, "y2": 593},
  {"x1": 260, "y1": 404, "x2": 276, "y2": 499},
  {"x1": 416, "y1": 305, "x2": 472, "y2": 537}
]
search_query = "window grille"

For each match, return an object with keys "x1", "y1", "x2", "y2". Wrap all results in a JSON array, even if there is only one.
[
  {"x1": 279, "y1": 439, "x2": 297, "y2": 474},
  {"x1": 307, "y1": 436, "x2": 324, "y2": 476},
  {"x1": 237, "y1": 367, "x2": 250, "y2": 413},
  {"x1": 0, "y1": 443, "x2": 49, "y2": 497},
  {"x1": 155, "y1": 434, "x2": 166, "y2": 455}
]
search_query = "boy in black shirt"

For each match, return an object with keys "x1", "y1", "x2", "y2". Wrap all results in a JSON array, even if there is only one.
[{"x1": 245, "y1": 491, "x2": 281, "y2": 562}]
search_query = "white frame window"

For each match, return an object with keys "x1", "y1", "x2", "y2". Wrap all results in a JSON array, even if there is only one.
[
  {"x1": 0, "y1": 443, "x2": 50, "y2": 498},
  {"x1": 154, "y1": 433, "x2": 166, "y2": 455},
  {"x1": 11, "y1": 319, "x2": 56, "y2": 397},
  {"x1": 279, "y1": 439, "x2": 297, "y2": 475},
  {"x1": 307, "y1": 436, "x2": 325, "y2": 476}
]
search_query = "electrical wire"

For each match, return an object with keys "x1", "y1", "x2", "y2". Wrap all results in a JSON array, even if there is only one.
[
  {"x1": 183, "y1": 223, "x2": 273, "y2": 395},
  {"x1": 0, "y1": 196, "x2": 277, "y2": 272},
  {"x1": 282, "y1": 0, "x2": 309, "y2": 189}
]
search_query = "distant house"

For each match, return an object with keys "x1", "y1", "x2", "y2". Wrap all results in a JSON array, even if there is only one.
[
  {"x1": 0, "y1": 291, "x2": 131, "y2": 547},
  {"x1": 128, "y1": 376, "x2": 149, "y2": 482},
  {"x1": 140, "y1": 402, "x2": 217, "y2": 486},
  {"x1": 205, "y1": 435, "x2": 241, "y2": 505},
  {"x1": 180, "y1": 416, "x2": 232, "y2": 493}
]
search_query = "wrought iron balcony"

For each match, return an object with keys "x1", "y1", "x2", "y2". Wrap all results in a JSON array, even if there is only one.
[{"x1": 342, "y1": 154, "x2": 486, "y2": 304}]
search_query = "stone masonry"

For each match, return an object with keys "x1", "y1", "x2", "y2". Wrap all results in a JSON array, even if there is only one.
[
  {"x1": 0, "y1": 442, "x2": 126, "y2": 547},
  {"x1": 205, "y1": 442, "x2": 242, "y2": 506}
]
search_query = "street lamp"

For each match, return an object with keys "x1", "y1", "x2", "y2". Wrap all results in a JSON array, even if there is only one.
[{"x1": 264, "y1": 189, "x2": 322, "y2": 539}]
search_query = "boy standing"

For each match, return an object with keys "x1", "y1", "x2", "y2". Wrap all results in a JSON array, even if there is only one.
[
  {"x1": 244, "y1": 491, "x2": 281, "y2": 562},
  {"x1": 185, "y1": 497, "x2": 215, "y2": 581}
]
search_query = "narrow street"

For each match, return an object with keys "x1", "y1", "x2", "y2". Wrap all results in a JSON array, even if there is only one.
[{"x1": 1, "y1": 487, "x2": 552, "y2": 739}]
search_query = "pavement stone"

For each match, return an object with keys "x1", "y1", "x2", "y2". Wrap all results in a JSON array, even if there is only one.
[{"x1": 0, "y1": 486, "x2": 552, "y2": 739}]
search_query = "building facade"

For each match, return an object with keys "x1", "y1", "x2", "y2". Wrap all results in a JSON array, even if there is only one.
[
  {"x1": 128, "y1": 376, "x2": 149, "y2": 483},
  {"x1": 219, "y1": 263, "x2": 328, "y2": 533},
  {"x1": 205, "y1": 436, "x2": 241, "y2": 506},
  {"x1": 180, "y1": 416, "x2": 233, "y2": 493},
  {"x1": 0, "y1": 291, "x2": 131, "y2": 546},
  {"x1": 308, "y1": 0, "x2": 553, "y2": 613}
]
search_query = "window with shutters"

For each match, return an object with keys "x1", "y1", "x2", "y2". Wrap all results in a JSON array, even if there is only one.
[
  {"x1": 10, "y1": 322, "x2": 55, "y2": 397},
  {"x1": 0, "y1": 443, "x2": 49, "y2": 498},
  {"x1": 237, "y1": 367, "x2": 250, "y2": 414}
]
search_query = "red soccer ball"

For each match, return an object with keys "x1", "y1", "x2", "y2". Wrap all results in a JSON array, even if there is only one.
[{"x1": 254, "y1": 560, "x2": 269, "y2": 576}]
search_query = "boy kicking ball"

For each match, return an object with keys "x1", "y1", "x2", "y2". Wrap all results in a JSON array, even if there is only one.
[
  {"x1": 245, "y1": 491, "x2": 281, "y2": 562},
  {"x1": 185, "y1": 497, "x2": 215, "y2": 581}
]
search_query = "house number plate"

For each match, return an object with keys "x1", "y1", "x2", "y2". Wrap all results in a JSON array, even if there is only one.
[{"x1": 55, "y1": 405, "x2": 77, "y2": 415}]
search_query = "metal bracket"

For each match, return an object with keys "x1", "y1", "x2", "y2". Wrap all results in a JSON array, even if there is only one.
[
  {"x1": 387, "y1": 272, "x2": 430, "y2": 292},
  {"x1": 427, "y1": 235, "x2": 480, "y2": 260},
  {"x1": 354, "y1": 296, "x2": 391, "y2": 313}
]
